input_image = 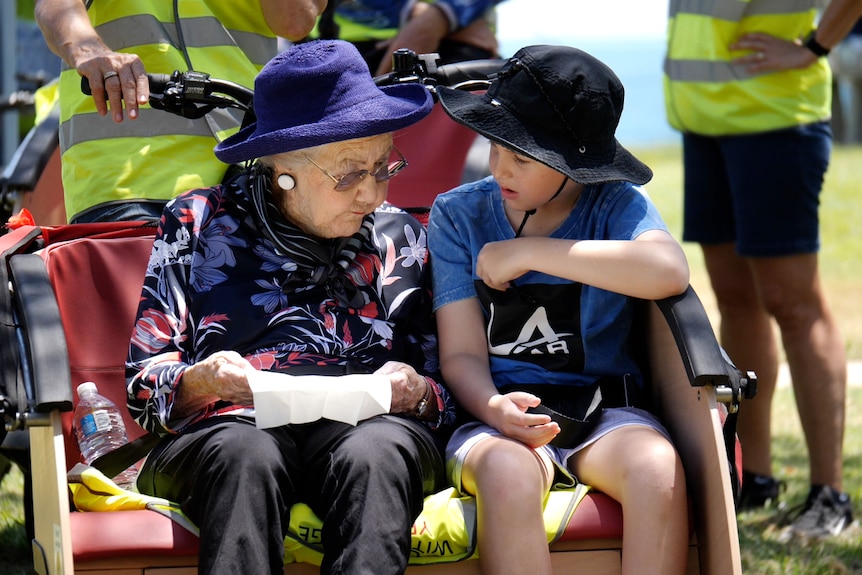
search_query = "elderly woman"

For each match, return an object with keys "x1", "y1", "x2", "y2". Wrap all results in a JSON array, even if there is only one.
[{"x1": 126, "y1": 40, "x2": 455, "y2": 575}]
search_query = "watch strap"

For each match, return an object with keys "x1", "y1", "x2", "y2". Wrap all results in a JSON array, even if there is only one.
[{"x1": 804, "y1": 30, "x2": 830, "y2": 57}]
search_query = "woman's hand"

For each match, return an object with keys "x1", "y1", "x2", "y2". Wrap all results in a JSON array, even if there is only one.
[
  {"x1": 375, "y1": 361, "x2": 429, "y2": 415},
  {"x1": 730, "y1": 32, "x2": 817, "y2": 74},
  {"x1": 179, "y1": 351, "x2": 255, "y2": 411},
  {"x1": 486, "y1": 391, "x2": 560, "y2": 448}
]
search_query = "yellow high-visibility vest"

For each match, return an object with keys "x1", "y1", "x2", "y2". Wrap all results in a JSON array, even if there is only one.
[
  {"x1": 59, "y1": 0, "x2": 275, "y2": 221},
  {"x1": 664, "y1": 0, "x2": 830, "y2": 136}
]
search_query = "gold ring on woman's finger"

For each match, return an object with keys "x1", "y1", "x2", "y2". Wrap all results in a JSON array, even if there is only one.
[{"x1": 103, "y1": 70, "x2": 119, "y2": 80}]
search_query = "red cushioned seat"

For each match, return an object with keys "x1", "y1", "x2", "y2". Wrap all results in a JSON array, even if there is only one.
[{"x1": 70, "y1": 511, "x2": 199, "y2": 562}]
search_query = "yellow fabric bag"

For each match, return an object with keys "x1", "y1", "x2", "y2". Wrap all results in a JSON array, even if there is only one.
[
  {"x1": 284, "y1": 484, "x2": 591, "y2": 565},
  {"x1": 67, "y1": 463, "x2": 199, "y2": 536}
]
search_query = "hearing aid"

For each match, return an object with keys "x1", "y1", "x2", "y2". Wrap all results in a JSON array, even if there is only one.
[{"x1": 277, "y1": 173, "x2": 296, "y2": 191}]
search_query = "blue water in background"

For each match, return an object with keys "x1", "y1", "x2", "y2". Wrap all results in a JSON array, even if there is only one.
[{"x1": 498, "y1": 37, "x2": 679, "y2": 149}]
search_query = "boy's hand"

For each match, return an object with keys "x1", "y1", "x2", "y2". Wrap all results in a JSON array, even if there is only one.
[
  {"x1": 487, "y1": 391, "x2": 560, "y2": 448},
  {"x1": 476, "y1": 239, "x2": 530, "y2": 290}
]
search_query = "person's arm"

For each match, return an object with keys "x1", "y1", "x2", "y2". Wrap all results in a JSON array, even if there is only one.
[
  {"x1": 436, "y1": 298, "x2": 559, "y2": 447},
  {"x1": 174, "y1": 351, "x2": 255, "y2": 419},
  {"x1": 424, "y1": 0, "x2": 502, "y2": 33},
  {"x1": 373, "y1": 211, "x2": 456, "y2": 428},
  {"x1": 372, "y1": 0, "x2": 501, "y2": 75},
  {"x1": 475, "y1": 229, "x2": 690, "y2": 301},
  {"x1": 34, "y1": 0, "x2": 149, "y2": 122},
  {"x1": 372, "y1": 2, "x2": 450, "y2": 75},
  {"x1": 732, "y1": 0, "x2": 862, "y2": 73},
  {"x1": 260, "y1": 0, "x2": 327, "y2": 42},
  {"x1": 126, "y1": 194, "x2": 256, "y2": 432},
  {"x1": 807, "y1": 0, "x2": 862, "y2": 50}
]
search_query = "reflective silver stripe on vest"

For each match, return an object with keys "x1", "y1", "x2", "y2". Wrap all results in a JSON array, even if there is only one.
[
  {"x1": 95, "y1": 14, "x2": 274, "y2": 66},
  {"x1": 664, "y1": 58, "x2": 761, "y2": 82},
  {"x1": 669, "y1": 0, "x2": 818, "y2": 20},
  {"x1": 60, "y1": 106, "x2": 245, "y2": 149}
]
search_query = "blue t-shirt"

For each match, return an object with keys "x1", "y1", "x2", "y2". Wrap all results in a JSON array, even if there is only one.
[{"x1": 428, "y1": 176, "x2": 669, "y2": 390}]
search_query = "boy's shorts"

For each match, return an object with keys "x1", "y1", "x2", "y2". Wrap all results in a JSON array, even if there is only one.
[
  {"x1": 446, "y1": 407, "x2": 670, "y2": 491},
  {"x1": 681, "y1": 122, "x2": 831, "y2": 257}
]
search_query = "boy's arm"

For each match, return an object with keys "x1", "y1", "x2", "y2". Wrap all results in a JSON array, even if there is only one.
[
  {"x1": 437, "y1": 299, "x2": 558, "y2": 447},
  {"x1": 477, "y1": 229, "x2": 690, "y2": 300}
]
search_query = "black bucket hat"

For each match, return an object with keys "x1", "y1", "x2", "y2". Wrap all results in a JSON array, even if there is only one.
[{"x1": 437, "y1": 45, "x2": 652, "y2": 185}]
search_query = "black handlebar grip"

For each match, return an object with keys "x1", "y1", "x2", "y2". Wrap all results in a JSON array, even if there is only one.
[
  {"x1": 434, "y1": 59, "x2": 504, "y2": 87},
  {"x1": 147, "y1": 73, "x2": 172, "y2": 93}
]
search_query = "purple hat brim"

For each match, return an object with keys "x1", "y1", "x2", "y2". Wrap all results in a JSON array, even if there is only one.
[
  {"x1": 437, "y1": 87, "x2": 652, "y2": 186},
  {"x1": 215, "y1": 83, "x2": 433, "y2": 164}
]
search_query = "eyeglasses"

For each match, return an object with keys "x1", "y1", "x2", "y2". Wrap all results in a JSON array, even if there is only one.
[{"x1": 303, "y1": 147, "x2": 408, "y2": 192}]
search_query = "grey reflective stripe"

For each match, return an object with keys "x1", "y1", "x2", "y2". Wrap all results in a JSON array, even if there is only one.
[
  {"x1": 664, "y1": 58, "x2": 759, "y2": 82},
  {"x1": 95, "y1": 14, "x2": 274, "y2": 66},
  {"x1": 60, "y1": 106, "x2": 244, "y2": 149},
  {"x1": 669, "y1": 0, "x2": 818, "y2": 20}
]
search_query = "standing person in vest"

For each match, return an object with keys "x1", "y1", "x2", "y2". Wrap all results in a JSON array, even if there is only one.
[
  {"x1": 313, "y1": 0, "x2": 504, "y2": 76},
  {"x1": 665, "y1": 0, "x2": 862, "y2": 540},
  {"x1": 34, "y1": 0, "x2": 325, "y2": 224}
]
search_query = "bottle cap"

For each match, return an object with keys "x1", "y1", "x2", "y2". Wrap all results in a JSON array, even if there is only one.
[{"x1": 77, "y1": 381, "x2": 98, "y2": 397}]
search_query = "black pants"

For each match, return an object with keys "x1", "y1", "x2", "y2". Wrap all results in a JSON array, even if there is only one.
[{"x1": 137, "y1": 415, "x2": 444, "y2": 575}]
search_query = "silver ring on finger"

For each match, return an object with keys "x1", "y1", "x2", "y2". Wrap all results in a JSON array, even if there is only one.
[{"x1": 103, "y1": 70, "x2": 119, "y2": 80}]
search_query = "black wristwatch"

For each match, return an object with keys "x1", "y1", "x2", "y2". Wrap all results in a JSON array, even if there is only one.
[{"x1": 804, "y1": 30, "x2": 830, "y2": 57}]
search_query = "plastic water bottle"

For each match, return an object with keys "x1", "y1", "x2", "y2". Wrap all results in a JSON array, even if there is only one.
[{"x1": 73, "y1": 381, "x2": 138, "y2": 489}]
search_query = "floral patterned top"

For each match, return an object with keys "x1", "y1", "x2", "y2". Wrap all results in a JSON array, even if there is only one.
[{"x1": 126, "y1": 175, "x2": 454, "y2": 435}]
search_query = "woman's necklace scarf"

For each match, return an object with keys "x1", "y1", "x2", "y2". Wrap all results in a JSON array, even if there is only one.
[{"x1": 245, "y1": 165, "x2": 377, "y2": 309}]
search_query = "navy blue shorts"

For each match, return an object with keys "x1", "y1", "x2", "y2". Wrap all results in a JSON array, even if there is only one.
[{"x1": 681, "y1": 122, "x2": 831, "y2": 257}]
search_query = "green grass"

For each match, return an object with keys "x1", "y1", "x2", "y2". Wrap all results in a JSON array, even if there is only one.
[
  {"x1": 735, "y1": 386, "x2": 862, "y2": 574},
  {"x1": 0, "y1": 144, "x2": 860, "y2": 572},
  {"x1": 0, "y1": 461, "x2": 31, "y2": 575}
]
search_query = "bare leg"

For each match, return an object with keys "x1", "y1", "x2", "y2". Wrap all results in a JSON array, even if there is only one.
[
  {"x1": 460, "y1": 436, "x2": 555, "y2": 575},
  {"x1": 702, "y1": 243, "x2": 779, "y2": 478},
  {"x1": 572, "y1": 426, "x2": 689, "y2": 575},
  {"x1": 748, "y1": 253, "x2": 847, "y2": 490}
]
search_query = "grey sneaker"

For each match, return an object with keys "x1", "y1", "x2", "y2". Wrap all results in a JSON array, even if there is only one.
[{"x1": 779, "y1": 485, "x2": 854, "y2": 542}]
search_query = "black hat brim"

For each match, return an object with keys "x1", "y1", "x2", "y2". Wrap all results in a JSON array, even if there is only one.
[{"x1": 437, "y1": 87, "x2": 652, "y2": 186}]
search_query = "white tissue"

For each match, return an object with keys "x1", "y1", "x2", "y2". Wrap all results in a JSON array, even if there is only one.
[{"x1": 247, "y1": 370, "x2": 392, "y2": 428}]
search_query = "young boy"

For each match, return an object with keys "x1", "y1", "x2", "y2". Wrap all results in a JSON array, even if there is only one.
[{"x1": 428, "y1": 45, "x2": 691, "y2": 575}]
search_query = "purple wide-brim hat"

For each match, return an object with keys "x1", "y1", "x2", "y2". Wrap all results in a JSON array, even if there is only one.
[{"x1": 215, "y1": 40, "x2": 433, "y2": 164}]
